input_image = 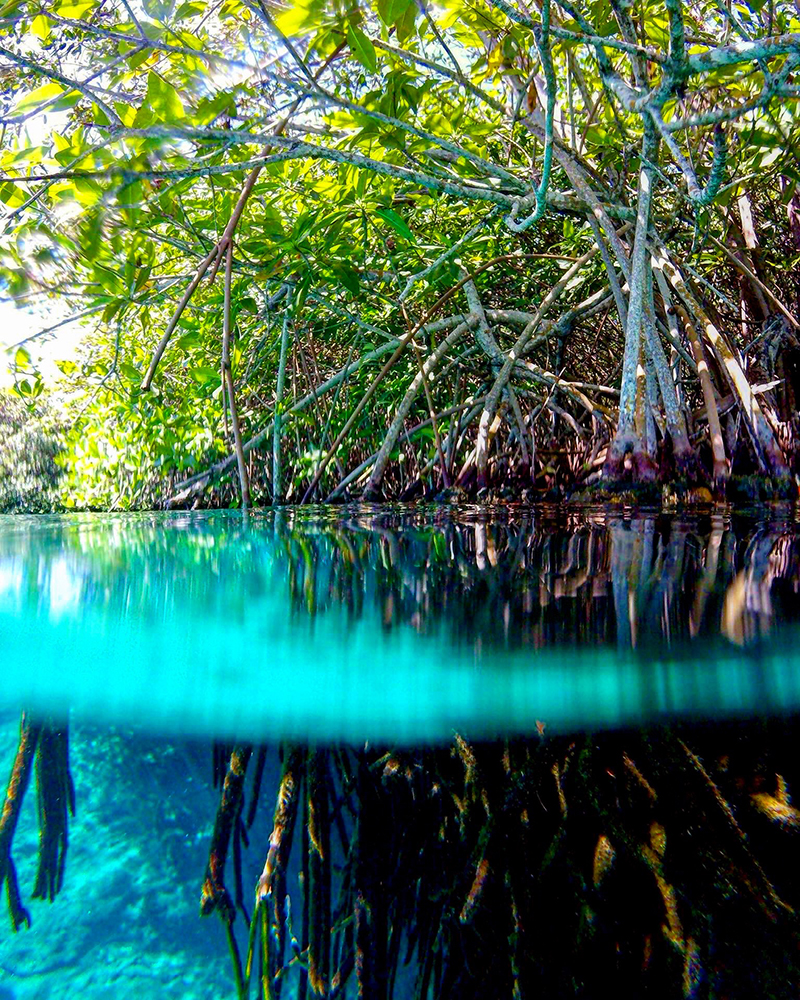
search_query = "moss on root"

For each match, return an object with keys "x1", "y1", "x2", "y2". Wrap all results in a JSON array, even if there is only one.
[
  {"x1": 570, "y1": 473, "x2": 798, "y2": 508},
  {"x1": 725, "y1": 474, "x2": 799, "y2": 504},
  {"x1": 570, "y1": 479, "x2": 665, "y2": 506}
]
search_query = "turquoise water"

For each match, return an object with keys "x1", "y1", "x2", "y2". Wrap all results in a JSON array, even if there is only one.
[
  {"x1": 0, "y1": 507, "x2": 799, "y2": 740},
  {"x1": 0, "y1": 718, "x2": 236, "y2": 1000},
  {"x1": 2, "y1": 507, "x2": 800, "y2": 1000}
]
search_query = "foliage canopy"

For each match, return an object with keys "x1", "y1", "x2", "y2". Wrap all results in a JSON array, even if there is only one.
[{"x1": 1, "y1": 0, "x2": 799, "y2": 507}]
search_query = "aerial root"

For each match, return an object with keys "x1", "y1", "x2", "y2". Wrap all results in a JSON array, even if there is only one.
[{"x1": 203, "y1": 724, "x2": 800, "y2": 998}]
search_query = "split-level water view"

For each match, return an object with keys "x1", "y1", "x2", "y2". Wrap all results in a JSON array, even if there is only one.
[{"x1": 3, "y1": 1, "x2": 800, "y2": 996}]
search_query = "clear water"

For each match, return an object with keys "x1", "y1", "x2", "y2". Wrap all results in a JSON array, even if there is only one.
[
  {"x1": 1, "y1": 507, "x2": 799, "y2": 1000},
  {"x1": 1, "y1": 507, "x2": 799, "y2": 741}
]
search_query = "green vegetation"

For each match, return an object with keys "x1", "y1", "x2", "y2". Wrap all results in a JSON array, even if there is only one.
[
  {"x1": 1, "y1": 2, "x2": 799, "y2": 510},
  {"x1": 0, "y1": 395, "x2": 63, "y2": 511}
]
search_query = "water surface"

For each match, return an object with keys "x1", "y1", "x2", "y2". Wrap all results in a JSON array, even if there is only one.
[{"x1": 1, "y1": 506, "x2": 798, "y2": 740}]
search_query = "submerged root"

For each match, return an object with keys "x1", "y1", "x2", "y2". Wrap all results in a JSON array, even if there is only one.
[
  {"x1": 0, "y1": 713, "x2": 74, "y2": 931},
  {"x1": 0, "y1": 713, "x2": 40, "y2": 930},
  {"x1": 204, "y1": 723, "x2": 800, "y2": 1000}
]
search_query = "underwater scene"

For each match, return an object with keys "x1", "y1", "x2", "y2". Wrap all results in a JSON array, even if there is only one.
[{"x1": 1, "y1": 506, "x2": 800, "y2": 999}]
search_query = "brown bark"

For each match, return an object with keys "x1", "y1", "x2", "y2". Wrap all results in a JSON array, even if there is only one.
[
  {"x1": 664, "y1": 259, "x2": 790, "y2": 480},
  {"x1": 675, "y1": 302, "x2": 729, "y2": 490},
  {"x1": 0, "y1": 712, "x2": 42, "y2": 930},
  {"x1": 201, "y1": 744, "x2": 252, "y2": 919},
  {"x1": 222, "y1": 241, "x2": 251, "y2": 509},
  {"x1": 307, "y1": 749, "x2": 332, "y2": 998},
  {"x1": 32, "y1": 724, "x2": 74, "y2": 903}
]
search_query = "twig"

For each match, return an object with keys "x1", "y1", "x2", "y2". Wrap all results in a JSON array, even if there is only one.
[
  {"x1": 272, "y1": 312, "x2": 292, "y2": 504},
  {"x1": 222, "y1": 242, "x2": 251, "y2": 509}
]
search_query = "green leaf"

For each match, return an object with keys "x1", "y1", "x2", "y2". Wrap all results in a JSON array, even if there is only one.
[
  {"x1": 115, "y1": 103, "x2": 138, "y2": 127},
  {"x1": 259, "y1": 203, "x2": 284, "y2": 236},
  {"x1": 118, "y1": 181, "x2": 143, "y2": 220},
  {"x1": 13, "y1": 82, "x2": 64, "y2": 115},
  {"x1": 379, "y1": 130, "x2": 406, "y2": 152},
  {"x1": 195, "y1": 92, "x2": 236, "y2": 126},
  {"x1": 0, "y1": 183, "x2": 25, "y2": 208},
  {"x1": 14, "y1": 347, "x2": 30, "y2": 369},
  {"x1": 82, "y1": 210, "x2": 105, "y2": 261},
  {"x1": 13, "y1": 84, "x2": 83, "y2": 119},
  {"x1": 237, "y1": 296, "x2": 258, "y2": 314},
  {"x1": 119, "y1": 363, "x2": 142, "y2": 381},
  {"x1": 189, "y1": 366, "x2": 221, "y2": 385},
  {"x1": 375, "y1": 207, "x2": 414, "y2": 242},
  {"x1": 332, "y1": 266, "x2": 360, "y2": 294},
  {"x1": 395, "y1": 1, "x2": 417, "y2": 43},
  {"x1": 30, "y1": 14, "x2": 53, "y2": 40},
  {"x1": 347, "y1": 24, "x2": 377, "y2": 73},
  {"x1": 377, "y1": 0, "x2": 413, "y2": 27},
  {"x1": 103, "y1": 300, "x2": 123, "y2": 322},
  {"x1": 56, "y1": 1, "x2": 95, "y2": 17},
  {"x1": 294, "y1": 272, "x2": 311, "y2": 313},
  {"x1": 143, "y1": 0, "x2": 176, "y2": 16},
  {"x1": 134, "y1": 265, "x2": 153, "y2": 293},
  {"x1": 275, "y1": 0, "x2": 324, "y2": 35},
  {"x1": 133, "y1": 72, "x2": 185, "y2": 127},
  {"x1": 53, "y1": 90, "x2": 83, "y2": 112},
  {"x1": 73, "y1": 178, "x2": 103, "y2": 207},
  {"x1": 57, "y1": 0, "x2": 95, "y2": 20},
  {"x1": 128, "y1": 46, "x2": 151, "y2": 70},
  {"x1": 175, "y1": 1, "x2": 205, "y2": 17},
  {"x1": 177, "y1": 331, "x2": 200, "y2": 350}
]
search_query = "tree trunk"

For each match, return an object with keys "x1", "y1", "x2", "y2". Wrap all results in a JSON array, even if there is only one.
[
  {"x1": 603, "y1": 133, "x2": 655, "y2": 481},
  {"x1": 663, "y1": 257, "x2": 790, "y2": 481}
]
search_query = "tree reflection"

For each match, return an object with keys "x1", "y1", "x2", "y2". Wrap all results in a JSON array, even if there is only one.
[
  {"x1": 3, "y1": 509, "x2": 798, "y2": 658},
  {"x1": 273, "y1": 508, "x2": 800, "y2": 655},
  {"x1": 2, "y1": 509, "x2": 800, "y2": 1000}
]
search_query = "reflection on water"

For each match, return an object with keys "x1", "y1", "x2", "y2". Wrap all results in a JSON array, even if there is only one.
[
  {"x1": 1, "y1": 508, "x2": 800, "y2": 1000},
  {"x1": 1, "y1": 507, "x2": 800, "y2": 739},
  {"x1": 271, "y1": 507, "x2": 800, "y2": 651}
]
